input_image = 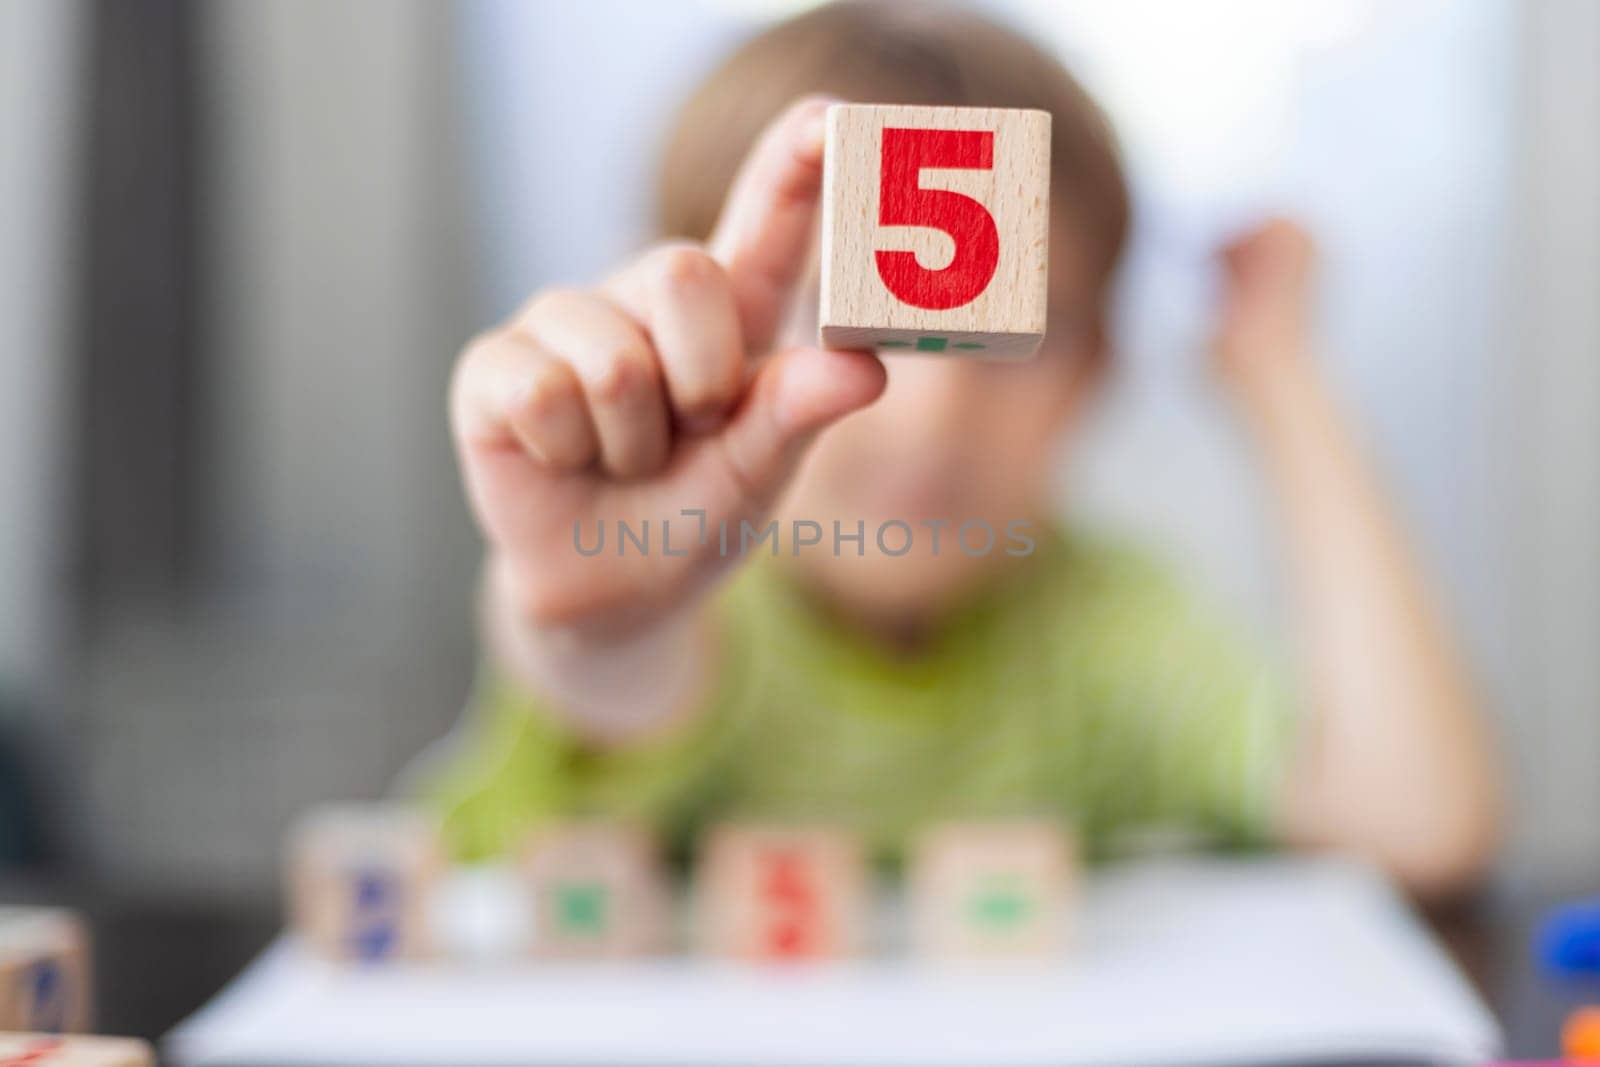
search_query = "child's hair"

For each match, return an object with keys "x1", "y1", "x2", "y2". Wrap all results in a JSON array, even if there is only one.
[{"x1": 657, "y1": 0, "x2": 1130, "y2": 338}]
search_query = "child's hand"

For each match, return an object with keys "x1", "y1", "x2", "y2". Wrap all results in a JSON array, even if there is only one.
[
  {"x1": 450, "y1": 98, "x2": 886, "y2": 645},
  {"x1": 1211, "y1": 218, "x2": 1317, "y2": 390},
  {"x1": 1209, "y1": 218, "x2": 1502, "y2": 895}
]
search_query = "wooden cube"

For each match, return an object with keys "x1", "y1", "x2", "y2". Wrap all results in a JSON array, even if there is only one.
[
  {"x1": 908, "y1": 820, "x2": 1075, "y2": 959},
  {"x1": 0, "y1": 910, "x2": 91, "y2": 1034},
  {"x1": 286, "y1": 805, "x2": 444, "y2": 962},
  {"x1": 0, "y1": 1033, "x2": 151, "y2": 1066},
  {"x1": 694, "y1": 824, "x2": 866, "y2": 960},
  {"x1": 522, "y1": 822, "x2": 668, "y2": 957},
  {"x1": 820, "y1": 103, "x2": 1051, "y2": 359}
]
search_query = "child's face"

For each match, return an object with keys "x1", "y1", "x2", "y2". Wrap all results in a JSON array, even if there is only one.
[{"x1": 777, "y1": 260, "x2": 1101, "y2": 629}]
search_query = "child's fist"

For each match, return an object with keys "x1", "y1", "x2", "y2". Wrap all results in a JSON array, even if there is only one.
[
  {"x1": 1211, "y1": 218, "x2": 1317, "y2": 385},
  {"x1": 449, "y1": 97, "x2": 885, "y2": 642}
]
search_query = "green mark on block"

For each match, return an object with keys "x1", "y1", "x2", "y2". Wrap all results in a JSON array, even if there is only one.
[
  {"x1": 968, "y1": 879, "x2": 1033, "y2": 929},
  {"x1": 876, "y1": 337, "x2": 985, "y2": 352},
  {"x1": 551, "y1": 882, "x2": 608, "y2": 935}
]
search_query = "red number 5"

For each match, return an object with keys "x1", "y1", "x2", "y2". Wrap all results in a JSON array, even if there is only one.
[{"x1": 875, "y1": 127, "x2": 999, "y2": 311}]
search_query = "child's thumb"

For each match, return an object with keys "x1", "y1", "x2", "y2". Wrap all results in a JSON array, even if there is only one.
[{"x1": 715, "y1": 346, "x2": 886, "y2": 508}]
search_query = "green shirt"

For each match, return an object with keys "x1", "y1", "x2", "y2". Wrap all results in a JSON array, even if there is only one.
[{"x1": 424, "y1": 528, "x2": 1296, "y2": 865}]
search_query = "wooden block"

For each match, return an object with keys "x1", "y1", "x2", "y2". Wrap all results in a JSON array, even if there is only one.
[
  {"x1": 694, "y1": 824, "x2": 866, "y2": 960},
  {"x1": 0, "y1": 911, "x2": 91, "y2": 1034},
  {"x1": 521, "y1": 822, "x2": 668, "y2": 957},
  {"x1": 287, "y1": 805, "x2": 444, "y2": 962},
  {"x1": 820, "y1": 103, "x2": 1051, "y2": 359},
  {"x1": 0, "y1": 1033, "x2": 151, "y2": 1066},
  {"x1": 908, "y1": 820, "x2": 1075, "y2": 959}
]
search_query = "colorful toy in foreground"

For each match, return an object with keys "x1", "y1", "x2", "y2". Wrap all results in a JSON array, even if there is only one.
[
  {"x1": 820, "y1": 103, "x2": 1051, "y2": 359},
  {"x1": 1565, "y1": 1005, "x2": 1600, "y2": 1064},
  {"x1": 1539, "y1": 897, "x2": 1600, "y2": 976}
]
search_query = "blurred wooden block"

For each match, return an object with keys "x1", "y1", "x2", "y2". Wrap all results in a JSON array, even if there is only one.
[
  {"x1": 287, "y1": 805, "x2": 444, "y2": 962},
  {"x1": 908, "y1": 820, "x2": 1075, "y2": 959},
  {"x1": 0, "y1": 1033, "x2": 151, "y2": 1066},
  {"x1": 522, "y1": 822, "x2": 668, "y2": 957},
  {"x1": 694, "y1": 825, "x2": 866, "y2": 960},
  {"x1": 0, "y1": 910, "x2": 91, "y2": 1034},
  {"x1": 820, "y1": 103, "x2": 1051, "y2": 359}
]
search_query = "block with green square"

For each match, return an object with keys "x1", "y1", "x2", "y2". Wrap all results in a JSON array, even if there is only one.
[
  {"x1": 549, "y1": 882, "x2": 609, "y2": 935},
  {"x1": 873, "y1": 336, "x2": 986, "y2": 353},
  {"x1": 966, "y1": 876, "x2": 1035, "y2": 930}
]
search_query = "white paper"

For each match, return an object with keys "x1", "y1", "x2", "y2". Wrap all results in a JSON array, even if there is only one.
[{"x1": 167, "y1": 856, "x2": 1500, "y2": 1067}]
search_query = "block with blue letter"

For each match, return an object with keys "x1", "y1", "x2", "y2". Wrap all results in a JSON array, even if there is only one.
[
  {"x1": 0, "y1": 910, "x2": 90, "y2": 1034},
  {"x1": 287, "y1": 806, "x2": 443, "y2": 963}
]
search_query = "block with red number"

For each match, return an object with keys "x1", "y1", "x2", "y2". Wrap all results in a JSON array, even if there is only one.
[
  {"x1": 693, "y1": 824, "x2": 867, "y2": 960},
  {"x1": 0, "y1": 910, "x2": 91, "y2": 1034},
  {"x1": 522, "y1": 822, "x2": 669, "y2": 957},
  {"x1": 908, "y1": 820, "x2": 1075, "y2": 959},
  {"x1": 0, "y1": 1033, "x2": 152, "y2": 1066},
  {"x1": 820, "y1": 103, "x2": 1051, "y2": 359},
  {"x1": 286, "y1": 805, "x2": 444, "y2": 963}
]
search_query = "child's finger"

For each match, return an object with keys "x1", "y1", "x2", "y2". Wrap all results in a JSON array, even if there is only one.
[
  {"x1": 450, "y1": 328, "x2": 599, "y2": 470},
  {"x1": 706, "y1": 95, "x2": 832, "y2": 353},
  {"x1": 604, "y1": 244, "x2": 744, "y2": 429},
  {"x1": 715, "y1": 345, "x2": 885, "y2": 508},
  {"x1": 519, "y1": 289, "x2": 671, "y2": 480}
]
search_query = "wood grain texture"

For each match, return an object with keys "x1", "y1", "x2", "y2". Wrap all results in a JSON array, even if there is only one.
[
  {"x1": 820, "y1": 104, "x2": 1051, "y2": 359},
  {"x1": 521, "y1": 822, "x2": 668, "y2": 958},
  {"x1": 0, "y1": 910, "x2": 91, "y2": 1034},
  {"x1": 693, "y1": 824, "x2": 867, "y2": 960},
  {"x1": 908, "y1": 820, "x2": 1076, "y2": 959},
  {"x1": 0, "y1": 1033, "x2": 152, "y2": 1066},
  {"x1": 286, "y1": 806, "x2": 443, "y2": 963}
]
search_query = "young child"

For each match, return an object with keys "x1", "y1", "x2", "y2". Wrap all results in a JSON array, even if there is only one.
[{"x1": 432, "y1": 1, "x2": 1500, "y2": 896}]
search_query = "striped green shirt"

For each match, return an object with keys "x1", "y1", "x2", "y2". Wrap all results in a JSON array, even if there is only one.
[{"x1": 425, "y1": 528, "x2": 1296, "y2": 865}]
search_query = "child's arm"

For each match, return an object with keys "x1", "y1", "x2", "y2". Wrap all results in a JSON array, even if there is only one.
[
  {"x1": 1215, "y1": 220, "x2": 1502, "y2": 897},
  {"x1": 451, "y1": 97, "x2": 885, "y2": 745}
]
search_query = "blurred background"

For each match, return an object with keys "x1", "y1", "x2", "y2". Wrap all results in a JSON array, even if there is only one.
[{"x1": 0, "y1": 0, "x2": 1595, "y2": 914}]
